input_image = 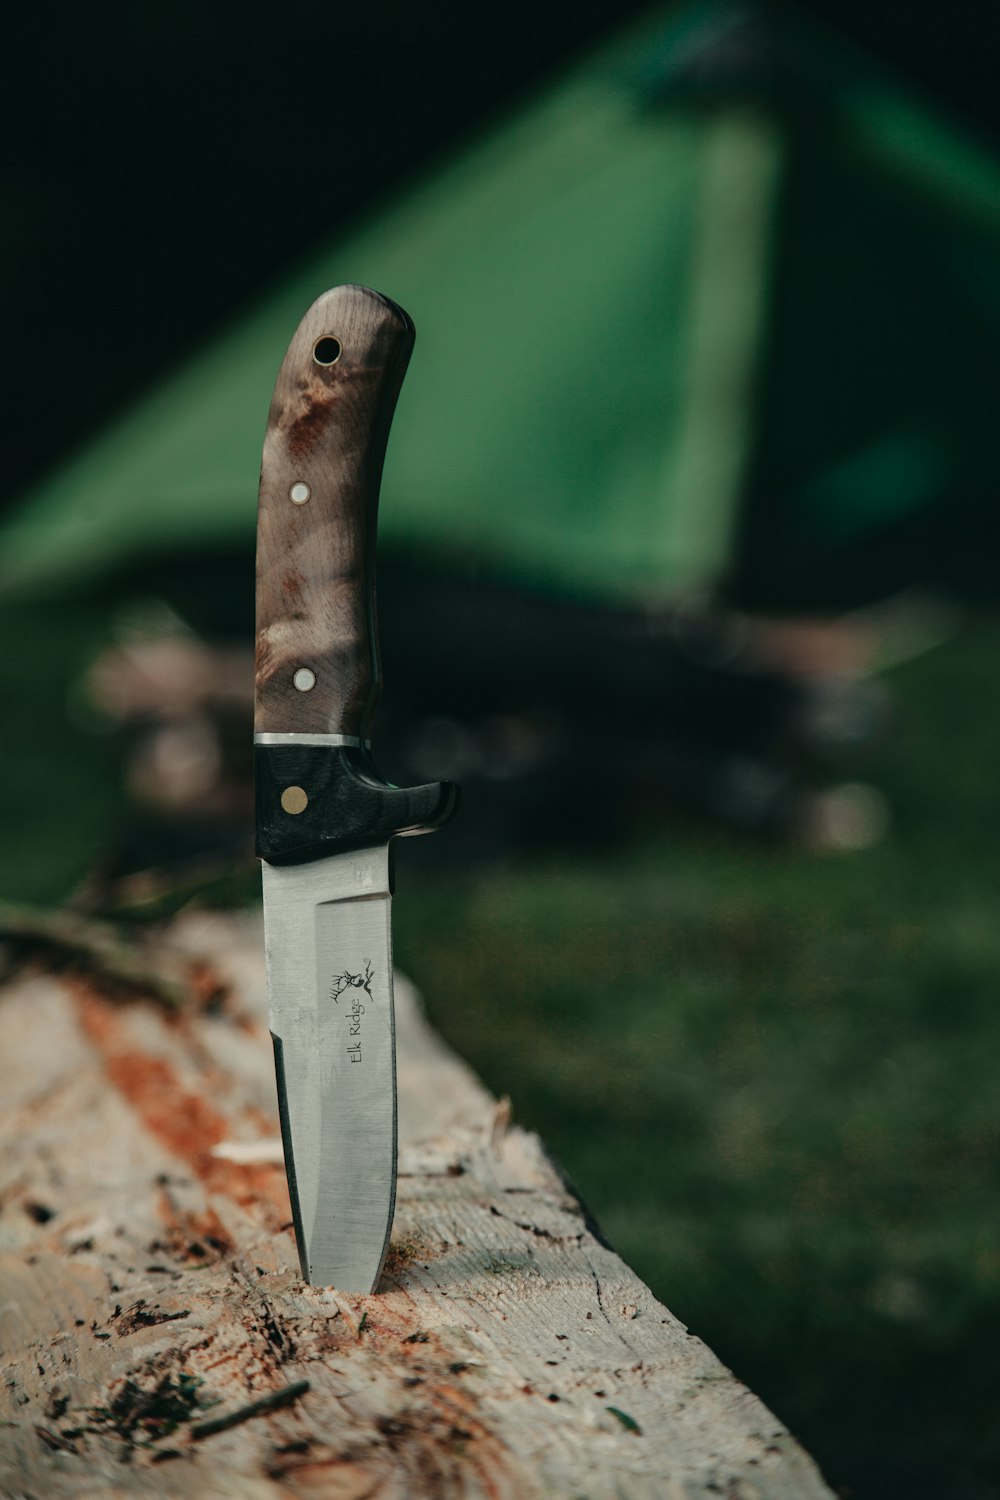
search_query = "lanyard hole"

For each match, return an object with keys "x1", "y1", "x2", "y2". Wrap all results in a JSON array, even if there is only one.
[{"x1": 313, "y1": 336, "x2": 342, "y2": 366}]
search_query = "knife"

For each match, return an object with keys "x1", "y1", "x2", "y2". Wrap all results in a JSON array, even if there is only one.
[{"x1": 254, "y1": 284, "x2": 457, "y2": 1292}]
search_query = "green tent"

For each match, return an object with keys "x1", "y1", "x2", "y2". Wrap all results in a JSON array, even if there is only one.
[{"x1": 3, "y1": 1, "x2": 999, "y2": 609}]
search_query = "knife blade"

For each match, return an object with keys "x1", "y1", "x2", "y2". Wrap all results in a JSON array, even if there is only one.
[{"x1": 254, "y1": 285, "x2": 457, "y2": 1292}]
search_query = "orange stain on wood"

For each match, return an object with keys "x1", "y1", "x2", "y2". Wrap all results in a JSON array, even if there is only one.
[{"x1": 74, "y1": 988, "x2": 290, "y2": 1229}]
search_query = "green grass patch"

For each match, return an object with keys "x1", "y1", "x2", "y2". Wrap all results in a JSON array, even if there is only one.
[
  {"x1": 394, "y1": 621, "x2": 1000, "y2": 1500},
  {"x1": 0, "y1": 602, "x2": 121, "y2": 905}
]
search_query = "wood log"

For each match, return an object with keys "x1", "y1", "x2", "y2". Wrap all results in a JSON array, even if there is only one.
[{"x1": 0, "y1": 911, "x2": 833, "y2": 1498}]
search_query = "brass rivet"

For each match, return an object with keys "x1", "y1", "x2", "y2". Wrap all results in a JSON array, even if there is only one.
[{"x1": 281, "y1": 785, "x2": 309, "y2": 815}]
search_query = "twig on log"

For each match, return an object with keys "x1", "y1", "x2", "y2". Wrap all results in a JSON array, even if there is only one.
[{"x1": 189, "y1": 1381, "x2": 311, "y2": 1440}]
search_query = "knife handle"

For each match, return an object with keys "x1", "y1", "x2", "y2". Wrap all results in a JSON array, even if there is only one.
[{"x1": 254, "y1": 285, "x2": 414, "y2": 739}]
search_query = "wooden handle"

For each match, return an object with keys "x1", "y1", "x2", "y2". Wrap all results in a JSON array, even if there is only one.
[{"x1": 254, "y1": 286, "x2": 414, "y2": 738}]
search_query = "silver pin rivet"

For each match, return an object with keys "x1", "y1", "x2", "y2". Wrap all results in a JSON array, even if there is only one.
[
  {"x1": 290, "y1": 482, "x2": 310, "y2": 504},
  {"x1": 293, "y1": 668, "x2": 316, "y2": 692}
]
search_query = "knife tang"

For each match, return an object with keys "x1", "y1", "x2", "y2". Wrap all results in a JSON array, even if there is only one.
[{"x1": 255, "y1": 283, "x2": 413, "y2": 742}]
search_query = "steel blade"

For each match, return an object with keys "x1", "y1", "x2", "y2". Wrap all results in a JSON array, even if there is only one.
[{"x1": 262, "y1": 844, "x2": 396, "y2": 1292}]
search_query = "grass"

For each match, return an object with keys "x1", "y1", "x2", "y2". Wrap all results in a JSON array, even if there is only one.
[
  {"x1": 392, "y1": 621, "x2": 1000, "y2": 1500},
  {"x1": 0, "y1": 601, "x2": 121, "y2": 904}
]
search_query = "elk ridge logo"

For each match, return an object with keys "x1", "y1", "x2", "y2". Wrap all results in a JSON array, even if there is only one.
[{"x1": 331, "y1": 960, "x2": 374, "y2": 1005}]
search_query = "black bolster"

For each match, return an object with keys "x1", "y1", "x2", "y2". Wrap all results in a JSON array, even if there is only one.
[{"x1": 255, "y1": 745, "x2": 458, "y2": 865}]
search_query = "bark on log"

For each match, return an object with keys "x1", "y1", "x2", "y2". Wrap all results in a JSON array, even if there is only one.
[{"x1": 0, "y1": 911, "x2": 833, "y2": 1498}]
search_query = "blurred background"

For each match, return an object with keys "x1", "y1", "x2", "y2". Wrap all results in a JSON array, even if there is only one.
[{"x1": 3, "y1": 1, "x2": 1000, "y2": 1494}]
